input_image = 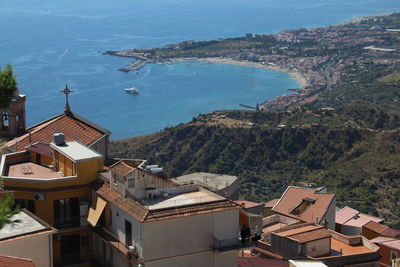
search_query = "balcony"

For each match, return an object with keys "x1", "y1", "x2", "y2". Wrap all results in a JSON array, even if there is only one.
[
  {"x1": 54, "y1": 216, "x2": 87, "y2": 229},
  {"x1": 214, "y1": 237, "x2": 239, "y2": 252}
]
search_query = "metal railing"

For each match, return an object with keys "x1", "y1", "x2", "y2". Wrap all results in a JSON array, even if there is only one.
[
  {"x1": 214, "y1": 237, "x2": 239, "y2": 252},
  {"x1": 54, "y1": 216, "x2": 86, "y2": 229}
]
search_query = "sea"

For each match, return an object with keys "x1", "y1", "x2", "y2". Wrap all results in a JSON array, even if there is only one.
[{"x1": 1, "y1": 0, "x2": 399, "y2": 140}]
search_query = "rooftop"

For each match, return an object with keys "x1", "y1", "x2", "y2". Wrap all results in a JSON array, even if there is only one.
[
  {"x1": 0, "y1": 210, "x2": 55, "y2": 243},
  {"x1": 7, "y1": 162, "x2": 62, "y2": 179},
  {"x1": 336, "y1": 206, "x2": 383, "y2": 227},
  {"x1": 264, "y1": 198, "x2": 279, "y2": 208},
  {"x1": 272, "y1": 186, "x2": 335, "y2": 224},
  {"x1": 288, "y1": 260, "x2": 327, "y2": 267},
  {"x1": 4, "y1": 113, "x2": 109, "y2": 152},
  {"x1": 234, "y1": 200, "x2": 264, "y2": 210},
  {"x1": 329, "y1": 238, "x2": 370, "y2": 256},
  {"x1": 363, "y1": 221, "x2": 400, "y2": 237},
  {"x1": 95, "y1": 182, "x2": 238, "y2": 222},
  {"x1": 371, "y1": 237, "x2": 400, "y2": 250},
  {"x1": 172, "y1": 172, "x2": 237, "y2": 190},
  {"x1": 51, "y1": 141, "x2": 103, "y2": 162},
  {"x1": 25, "y1": 143, "x2": 52, "y2": 158},
  {"x1": 145, "y1": 188, "x2": 226, "y2": 210},
  {"x1": 0, "y1": 255, "x2": 36, "y2": 267}
]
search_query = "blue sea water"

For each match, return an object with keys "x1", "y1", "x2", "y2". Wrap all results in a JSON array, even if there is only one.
[{"x1": 0, "y1": 0, "x2": 399, "y2": 139}]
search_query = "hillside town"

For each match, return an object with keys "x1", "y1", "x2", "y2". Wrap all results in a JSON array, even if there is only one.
[{"x1": 0, "y1": 88, "x2": 399, "y2": 267}]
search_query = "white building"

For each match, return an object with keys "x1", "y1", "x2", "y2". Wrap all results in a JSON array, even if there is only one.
[
  {"x1": 0, "y1": 209, "x2": 56, "y2": 267},
  {"x1": 89, "y1": 160, "x2": 240, "y2": 267}
]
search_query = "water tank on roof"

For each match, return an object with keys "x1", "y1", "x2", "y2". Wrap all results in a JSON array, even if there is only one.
[{"x1": 53, "y1": 133, "x2": 66, "y2": 146}]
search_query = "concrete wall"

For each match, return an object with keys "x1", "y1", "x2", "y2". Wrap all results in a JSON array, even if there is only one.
[
  {"x1": 322, "y1": 197, "x2": 336, "y2": 230},
  {"x1": 305, "y1": 238, "x2": 330, "y2": 257},
  {"x1": 90, "y1": 135, "x2": 108, "y2": 159},
  {"x1": 142, "y1": 209, "x2": 238, "y2": 262},
  {"x1": 109, "y1": 204, "x2": 143, "y2": 256},
  {"x1": 340, "y1": 224, "x2": 361, "y2": 236},
  {"x1": 145, "y1": 248, "x2": 237, "y2": 267},
  {"x1": 0, "y1": 233, "x2": 52, "y2": 267}
]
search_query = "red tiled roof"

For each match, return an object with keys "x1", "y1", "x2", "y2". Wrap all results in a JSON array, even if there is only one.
[
  {"x1": 238, "y1": 257, "x2": 288, "y2": 267},
  {"x1": 25, "y1": 143, "x2": 52, "y2": 158},
  {"x1": 4, "y1": 113, "x2": 108, "y2": 151},
  {"x1": 234, "y1": 200, "x2": 263, "y2": 209},
  {"x1": 272, "y1": 186, "x2": 335, "y2": 224},
  {"x1": 336, "y1": 206, "x2": 383, "y2": 227},
  {"x1": 363, "y1": 220, "x2": 389, "y2": 234},
  {"x1": 95, "y1": 182, "x2": 238, "y2": 222},
  {"x1": 288, "y1": 228, "x2": 331, "y2": 243},
  {"x1": 371, "y1": 237, "x2": 400, "y2": 250},
  {"x1": 0, "y1": 255, "x2": 36, "y2": 267},
  {"x1": 110, "y1": 161, "x2": 136, "y2": 177},
  {"x1": 264, "y1": 198, "x2": 279, "y2": 208},
  {"x1": 363, "y1": 221, "x2": 400, "y2": 237}
]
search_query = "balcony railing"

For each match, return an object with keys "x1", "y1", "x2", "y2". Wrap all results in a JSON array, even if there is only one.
[
  {"x1": 54, "y1": 216, "x2": 87, "y2": 229},
  {"x1": 214, "y1": 237, "x2": 239, "y2": 252}
]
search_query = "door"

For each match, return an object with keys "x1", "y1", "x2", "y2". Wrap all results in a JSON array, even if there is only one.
[{"x1": 61, "y1": 234, "x2": 80, "y2": 265}]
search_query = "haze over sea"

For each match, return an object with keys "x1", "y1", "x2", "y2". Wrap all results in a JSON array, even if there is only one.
[{"x1": 1, "y1": 0, "x2": 399, "y2": 139}]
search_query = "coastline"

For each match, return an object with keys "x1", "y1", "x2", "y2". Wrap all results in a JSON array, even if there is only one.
[
  {"x1": 196, "y1": 57, "x2": 308, "y2": 88},
  {"x1": 161, "y1": 57, "x2": 308, "y2": 88}
]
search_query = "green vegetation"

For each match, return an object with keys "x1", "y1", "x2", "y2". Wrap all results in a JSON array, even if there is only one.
[
  {"x1": 110, "y1": 13, "x2": 400, "y2": 227},
  {"x1": 0, "y1": 193, "x2": 19, "y2": 228},
  {"x1": 0, "y1": 64, "x2": 18, "y2": 109}
]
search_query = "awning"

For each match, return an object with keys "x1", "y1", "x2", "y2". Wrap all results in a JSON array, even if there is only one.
[{"x1": 87, "y1": 196, "x2": 107, "y2": 227}]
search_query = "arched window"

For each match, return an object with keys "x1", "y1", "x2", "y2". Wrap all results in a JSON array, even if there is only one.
[{"x1": 2, "y1": 112, "x2": 9, "y2": 130}]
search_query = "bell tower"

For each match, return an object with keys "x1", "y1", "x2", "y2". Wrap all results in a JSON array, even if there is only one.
[{"x1": 0, "y1": 88, "x2": 26, "y2": 137}]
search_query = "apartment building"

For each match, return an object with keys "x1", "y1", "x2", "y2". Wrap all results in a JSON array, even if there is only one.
[
  {"x1": 1, "y1": 134, "x2": 104, "y2": 266},
  {"x1": 89, "y1": 160, "x2": 240, "y2": 267}
]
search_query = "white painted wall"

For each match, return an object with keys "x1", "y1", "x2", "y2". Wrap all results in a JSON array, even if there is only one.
[
  {"x1": 145, "y1": 249, "x2": 237, "y2": 267},
  {"x1": 0, "y1": 233, "x2": 52, "y2": 267},
  {"x1": 322, "y1": 197, "x2": 336, "y2": 230},
  {"x1": 142, "y1": 209, "x2": 238, "y2": 263},
  {"x1": 109, "y1": 204, "x2": 143, "y2": 257}
]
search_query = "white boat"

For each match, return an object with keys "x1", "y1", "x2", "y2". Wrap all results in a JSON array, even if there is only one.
[{"x1": 125, "y1": 87, "x2": 140, "y2": 94}]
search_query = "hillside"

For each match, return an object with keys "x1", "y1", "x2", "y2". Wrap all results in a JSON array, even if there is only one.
[{"x1": 110, "y1": 13, "x2": 400, "y2": 226}]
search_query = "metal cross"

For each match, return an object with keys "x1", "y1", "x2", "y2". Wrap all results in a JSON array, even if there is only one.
[{"x1": 60, "y1": 85, "x2": 74, "y2": 113}]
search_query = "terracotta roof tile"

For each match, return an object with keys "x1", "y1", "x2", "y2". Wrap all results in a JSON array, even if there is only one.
[
  {"x1": 110, "y1": 161, "x2": 136, "y2": 177},
  {"x1": 336, "y1": 206, "x2": 383, "y2": 227},
  {"x1": 25, "y1": 143, "x2": 52, "y2": 158},
  {"x1": 363, "y1": 221, "x2": 389, "y2": 234},
  {"x1": 264, "y1": 198, "x2": 279, "y2": 208},
  {"x1": 0, "y1": 255, "x2": 36, "y2": 267},
  {"x1": 95, "y1": 182, "x2": 238, "y2": 222},
  {"x1": 272, "y1": 186, "x2": 335, "y2": 224},
  {"x1": 234, "y1": 200, "x2": 263, "y2": 209},
  {"x1": 372, "y1": 237, "x2": 400, "y2": 250},
  {"x1": 288, "y1": 228, "x2": 331, "y2": 243},
  {"x1": 4, "y1": 113, "x2": 107, "y2": 151}
]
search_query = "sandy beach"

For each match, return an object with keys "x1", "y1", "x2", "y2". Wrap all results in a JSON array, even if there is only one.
[{"x1": 190, "y1": 57, "x2": 308, "y2": 88}]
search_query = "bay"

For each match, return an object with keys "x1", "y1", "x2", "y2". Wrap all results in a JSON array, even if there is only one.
[{"x1": 0, "y1": 0, "x2": 399, "y2": 139}]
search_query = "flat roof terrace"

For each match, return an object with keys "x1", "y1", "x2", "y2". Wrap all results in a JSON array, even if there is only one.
[
  {"x1": 7, "y1": 162, "x2": 62, "y2": 179},
  {"x1": 144, "y1": 189, "x2": 226, "y2": 210}
]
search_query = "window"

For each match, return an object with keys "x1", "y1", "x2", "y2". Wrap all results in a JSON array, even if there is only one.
[
  {"x1": 15, "y1": 199, "x2": 35, "y2": 213},
  {"x1": 72, "y1": 162, "x2": 76, "y2": 175},
  {"x1": 125, "y1": 220, "x2": 132, "y2": 246},
  {"x1": 54, "y1": 151, "x2": 59, "y2": 171},
  {"x1": 81, "y1": 235, "x2": 89, "y2": 248},
  {"x1": 391, "y1": 251, "x2": 398, "y2": 260},
  {"x1": 128, "y1": 178, "x2": 135, "y2": 188},
  {"x1": 54, "y1": 198, "x2": 80, "y2": 228}
]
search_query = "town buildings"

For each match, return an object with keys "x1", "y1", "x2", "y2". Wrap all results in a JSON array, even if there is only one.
[
  {"x1": 1, "y1": 135, "x2": 104, "y2": 266},
  {"x1": 335, "y1": 206, "x2": 383, "y2": 236},
  {"x1": 270, "y1": 186, "x2": 336, "y2": 230},
  {"x1": 0, "y1": 209, "x2": 56, "y2": 267},
  {"x1": 371, "y1": 237, "x2": 400, "y2": 267},
  {"x1": 90, "y1": 160, "x2": 240, "y2": 267}
]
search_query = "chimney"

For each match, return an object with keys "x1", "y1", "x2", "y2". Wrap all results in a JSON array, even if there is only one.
[{"x1": 53, "y1": 133, "x2": 66, "y2": 146}]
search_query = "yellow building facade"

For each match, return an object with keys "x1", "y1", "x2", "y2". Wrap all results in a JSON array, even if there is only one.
[{"x1": 1, "y1": 138, "x2": 103, "y2": 266}]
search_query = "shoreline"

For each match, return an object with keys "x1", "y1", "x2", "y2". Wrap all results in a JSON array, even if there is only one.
[
  {"x1": 157, "y1": 57, "x2": 308, "y2": 88},
  {"x1": 191, "y1": 57, "x2": 308, "y2": 88}
]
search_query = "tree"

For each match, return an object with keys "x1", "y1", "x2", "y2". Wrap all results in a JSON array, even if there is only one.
[
  {"x1": 0, "y1": 64, "x2": 18, "y2": 109},
  {"x1": 0, "y1": 193, "x2": 19, "y2": 229}
]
